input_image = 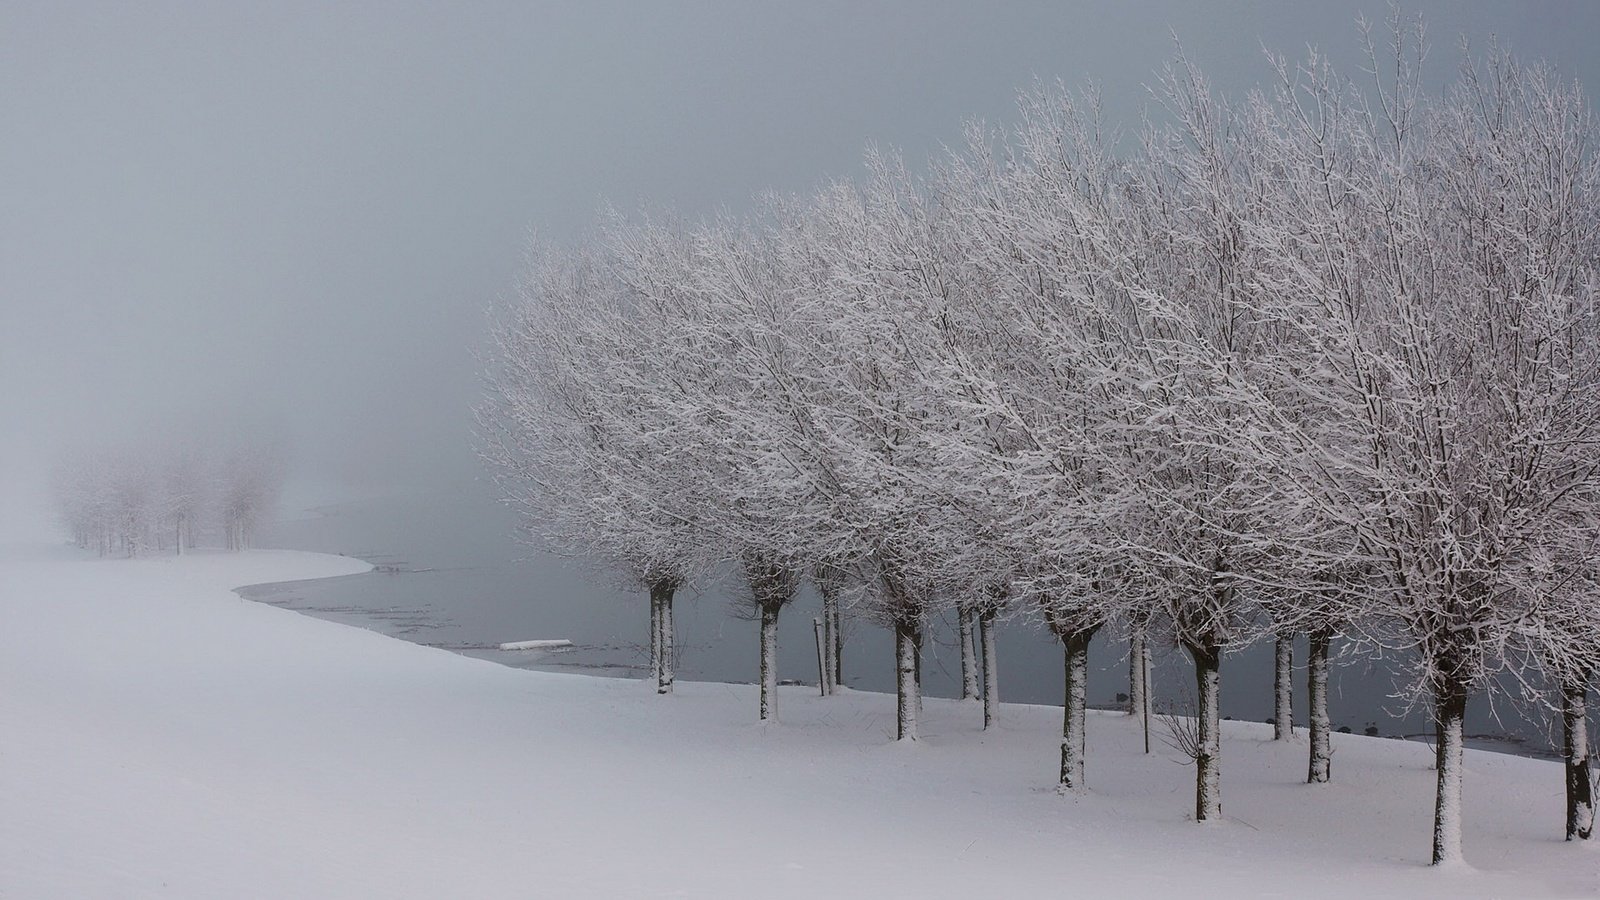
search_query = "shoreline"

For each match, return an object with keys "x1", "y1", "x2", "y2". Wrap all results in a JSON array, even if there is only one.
[{"x1": 234, "y1": 534, "x2": 1566, "y2": 763}]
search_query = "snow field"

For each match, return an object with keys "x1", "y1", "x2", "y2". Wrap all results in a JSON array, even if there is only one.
[{"x1": 1, "y1": 547, "x2": 1594, "y2": 898}]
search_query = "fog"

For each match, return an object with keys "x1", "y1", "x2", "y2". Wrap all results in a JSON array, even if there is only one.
[{"x1": 4, "y1": 0, "x2": 1598, "y2": 535}]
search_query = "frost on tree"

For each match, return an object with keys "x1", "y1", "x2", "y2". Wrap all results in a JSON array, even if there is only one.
[
  {"x1": 812, "y1": 561, "x2": 852, "y2": 693},
  {"x1": 743, "y1": 554, "x2": 799, "y2": 722},
  {"x1": 479, "y1": 237, "x2": 707, "y2": 696},
  {"x1": 1092, "y1": 54, "x2": 1277, "y2": 824},
  {"x1": 1128, "y1": 624, "x2": 1153, "y2": 754},
  {"x1": 479, "y1": 12, "x2": 1600, "y2": 857},
  {"x1": 219, "y1": 442, "x2": 284, "y2": 552},
  {"x1": 1238, "y1": 20, "x2": 1600, "y2": 863},
  {"x1": 784, "y1": 168, "x2": 1007, "y2": 742}
]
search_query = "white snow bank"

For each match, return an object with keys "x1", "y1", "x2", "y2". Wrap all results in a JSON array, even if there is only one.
[{"x1": 0, "y1": 544, "x2": 1593, "y2": 898}]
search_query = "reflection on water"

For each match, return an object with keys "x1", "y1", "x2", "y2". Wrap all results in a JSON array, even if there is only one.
[{"x1": 249, "y1": 482, "x2": 1564, "y2": 759}]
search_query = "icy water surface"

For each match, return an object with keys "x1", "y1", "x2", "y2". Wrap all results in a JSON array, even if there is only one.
[{"x1": 249, "y1": 482, "x2": 1564, "y2": 758}]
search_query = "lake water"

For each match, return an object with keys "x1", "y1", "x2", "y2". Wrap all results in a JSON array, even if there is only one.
[{"x1": 250, "y1": 481, "x2": 1564, "y2": 758}]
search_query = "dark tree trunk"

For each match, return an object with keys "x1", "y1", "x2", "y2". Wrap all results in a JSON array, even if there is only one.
[
  {"x1": 758, "y1": 600, "x2": 780, "y2": 721},
  {"x1": 1307, "y1": 627, "x2": 1332, "y2": 783},
  {"x1": 820, "y1": 585, "x2": 838, "y2": 693},
  {"x1": 1431, "y1": 675, "x2": 1468, "y2": 864},
  {"x1": 831, "y1": 595, "x2": 843, "y2": 689},
  {"x1": 1186, "y1": 640, "x2": 1222, "y2": 822},
  {"x1": 1058, "y1": 625, "x2": 1100, "y2": 791},
  {"x1": 1129, "y1": 630, "x2": 1147, "y2": 717},
  {"x1": 649, "y1": 578, "x2": 676, "y2": 695},
  {"x1": 648, "y1": 585, "x2": 660, "y2": 687},
  {"x1": 1131, "y1": 632, "x2": 1152, "y2": 754},
  {"x1": 912, "y1": 617, "x2": 924, "y2": 716},
  {"x1": 1564, "y1": 680, "x2": 1593, "y2": 841},
  {"x1": 1274, "y1": 634, "x2": 1293, "y2": 740},
  {"x1": 980, "y1": 607, "x2": 999, "y2": 729},
  {"x1": 895, "y1": 616, "x2": 920, "y2": 741},
  {"x1": 959, "y1": 603, "x2": 979, "y2": 700}
]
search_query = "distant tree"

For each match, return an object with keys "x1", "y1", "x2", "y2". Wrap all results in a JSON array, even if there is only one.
[
  {"x1": 52, "y1": 420, "x2": 277, "y2": 557},
  {"x1": 109, "y1": 451, "x2": 157, "y2": 556},
  {"x1": 160, "y1": 439, "x2": 208, "y2": 556},
  {"x1": 51, "y1": 448, "x2": 101, "y2": 552},
  {"x1": 218, "y1": 442, "x2": 283, "y2": 552}
]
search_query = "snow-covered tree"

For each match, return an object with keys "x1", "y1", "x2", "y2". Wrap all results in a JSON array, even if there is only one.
[
  {"x1": 480, "y1": 236, "x2": 711, "y2": 694},
  {"x1": 52, "y1": 447, "x2": 109, "y2": 553},
  {"x1": 52, "y1": 421, "x2": 277, "y2": 557},
  {"x1": 217, "y1": 440, "x2": 283, "y2": 552},
  {"x1": 159, "y1": 438, "x2": 209, "y2": 556},
  {"x1": 1074, "y1": 54, "x2": 1286, "y2": 820},
  {"x1": 1240, "y1": 20, "x2": 1600, "y2": 862},
  {"x1": 480, "y1": 17, "x2": 1600, "y2": 858},
  {"x1": 931, "y1": 86, "x2": 1134, "y2": 783},
  {"x1": 610, "y1": 212, "x2": 826, "y2": 721},
  {"x1": 792, "y1": 170, "x2": 960, "y2": 741}
]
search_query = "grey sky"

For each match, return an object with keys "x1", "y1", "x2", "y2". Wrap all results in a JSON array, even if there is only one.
[{"x1": 4, "y1": 1, "x2": 1597, "y2": 533}]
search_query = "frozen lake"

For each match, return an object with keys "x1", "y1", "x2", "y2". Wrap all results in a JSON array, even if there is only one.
[{"x1": 250, "y1": 482, "x2": 1563, "y2": 758}]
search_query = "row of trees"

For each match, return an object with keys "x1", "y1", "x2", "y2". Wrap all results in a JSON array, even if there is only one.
[
  {"x1": 481, "y1": 19, "x2": 1600, "y2": 865},
  {"x1": 54, "y1": 432, "x2": 285, "y2": 556}
]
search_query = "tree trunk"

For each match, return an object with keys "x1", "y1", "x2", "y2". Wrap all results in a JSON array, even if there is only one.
[
  {"x1": 1059, "y1": 625, "x2": 1099, "y2": 791},
  {"x1": 1564, "y1": 680, "x2": 1593, "y2": 841},
  {"x1": 1274, "y1": 634, "x2": 1293, "y2": 740},
  {"x1": 650, "y1": 583, "x2": 663, "y2": 685},
  {"x1": 959, "y1": 604, "x2": 979, "y2": 700},
  {"x1": 1130, "y1": 629, "x2": 1152, "y2": 753},
  {"x1": 913, "y1": 618, "x2": 924, "y2": 716},
  {"x1": 1431, "y1": 676, "x2": 1468, "y2": 864},
  {"x1": 821, "y1": 585, "x2": 838, "y2": 693},
  {"x1": 758, "y1": 601, "x2": 780, "y2": 721},
  {"x1": 1307, "y1": 627, "x2": 1332, "y2": 783},
  {"x1": 895, "y1": 617, "x2": 920, "y2": 741},
  {"x1": 1140, "y1": 635, "x2": 1153, "y2": 754},
  {"x1": 649, "y1": 578, "x2": 675, "y2": 695},
  {"x1": 648, "y1": 583, "x2": 661, "y2": 687},
  {"x1": 980, "y1": 607, "x2": 999, "y2": 729},
  {"x1": 662, "y1": 587, "x2": 675, "y2": 693},
  {"x1": 831, "y1": 593, "x2": 843, "y2": 689},
  {"x1": 1187, "y1": 640, "x2": 1222, "y2": 822},
  {"x1": 1129, "y1": 630, "x2": 1147, "y2": 717},
  {"x1": 813, "y1": 617, "x2": 829, "y2": 696}
]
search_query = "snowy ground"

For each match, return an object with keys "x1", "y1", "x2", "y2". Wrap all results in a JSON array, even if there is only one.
[{"x1": 2, "y1": 546, "x2": 1595, "y2": 898}]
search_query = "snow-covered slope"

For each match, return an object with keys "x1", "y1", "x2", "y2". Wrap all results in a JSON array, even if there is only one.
[{"x1": 1, "y1": 546, "x2": 1593, "y2": 898}]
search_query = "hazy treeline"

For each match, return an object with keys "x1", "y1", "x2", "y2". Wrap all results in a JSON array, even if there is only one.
[
  {"x1": 53, "y1": 428, "x2": 285, "y2": 557},
  {"x1": 481, "y1": 18, "x2": 1600, "y2": 865}
]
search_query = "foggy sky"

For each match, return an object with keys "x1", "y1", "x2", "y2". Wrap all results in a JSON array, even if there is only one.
[{"x1": 4, "y1": 1, "x2": 1598, "y2": 536}]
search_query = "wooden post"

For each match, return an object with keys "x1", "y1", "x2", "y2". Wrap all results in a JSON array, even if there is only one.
[{"x1": 813, "y1": 617, "x2": 829, "y2": 696}]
